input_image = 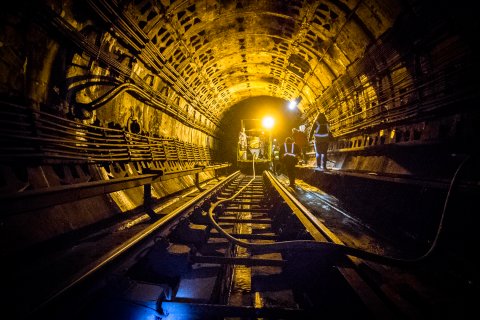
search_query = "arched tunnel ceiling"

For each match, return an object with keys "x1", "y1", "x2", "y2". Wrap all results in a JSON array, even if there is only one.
[{"x1": 87, "y1": 0, "x2": 402, "y2": 125}]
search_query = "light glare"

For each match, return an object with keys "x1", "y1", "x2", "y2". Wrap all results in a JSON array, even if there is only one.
[
  {"x1": 262, "y1": 116, "x2": 274, "y2": 129},
  {"x1": 288, "y1": 100, "x2": 297, "y2": 110}
]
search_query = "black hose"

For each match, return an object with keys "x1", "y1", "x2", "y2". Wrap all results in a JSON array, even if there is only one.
[{"x1": 207, "y1": 155, "x2": 471, "y2": 266}]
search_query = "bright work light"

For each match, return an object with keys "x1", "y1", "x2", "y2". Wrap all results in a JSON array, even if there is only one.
[
  {"x1": 288, "y1": 100, "x2": 297, "y2": 110},
  {"x1": 262, "y1": 116, "x2": 274, "y2": 129}
]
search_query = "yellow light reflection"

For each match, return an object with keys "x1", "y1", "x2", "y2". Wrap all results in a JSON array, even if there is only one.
[
  {"x1": 390, "y1": 129, "x2": 395, "y2": 139},
  {"x1": 262, "y1": 116, "x2": 274, "y2": 129}
]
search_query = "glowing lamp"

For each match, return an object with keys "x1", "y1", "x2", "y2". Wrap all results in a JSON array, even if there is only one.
[
  {"x1": 262, "y1": 116, "x2": 274, "y2": 129},
  {"x1": 288, "y1": 100, "x2": 297, "y2": 110}
]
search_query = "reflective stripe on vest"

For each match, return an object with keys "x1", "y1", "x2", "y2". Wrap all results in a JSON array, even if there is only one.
[{"x1": 284, "y1": 143, "x2": 295, "y2": 157}]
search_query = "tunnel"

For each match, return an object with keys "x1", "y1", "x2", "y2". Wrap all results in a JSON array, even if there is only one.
[{"x1": 0, "y1": 0, "x2": 479, "y2": 319}]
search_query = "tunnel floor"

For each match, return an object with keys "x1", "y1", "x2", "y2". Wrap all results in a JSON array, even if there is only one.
[
  {"x1": 4, "y1": 170, "x2": 474, "y2": 319},
  {"x1": 275, "y1": 170, "x2": 474, "y2": 319}
]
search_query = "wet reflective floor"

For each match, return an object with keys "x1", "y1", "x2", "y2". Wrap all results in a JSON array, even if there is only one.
[
  {"x1": 275, "y1": 172, "x2": 475, "y2": 319},
  {"x1": 277, "y1": 174, "x2": 404, "y2": 256}
]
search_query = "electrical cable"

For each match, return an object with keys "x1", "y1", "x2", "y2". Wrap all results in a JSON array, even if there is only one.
[
  {"x1": 230, "y1": 148, "x2": 258, "y2": 200},
  {"x1": 416, "y1": 154, "x2": 471, "y2": 260},
  {"x1": 207, "y1": 155, "x2": 471, "y2": 266}
]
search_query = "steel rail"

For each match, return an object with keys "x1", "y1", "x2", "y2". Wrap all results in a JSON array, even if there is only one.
[{"x1": 29, "y1": 170, "x2": 241, "y2": 318}]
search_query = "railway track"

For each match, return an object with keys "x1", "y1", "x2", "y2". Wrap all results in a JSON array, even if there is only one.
[{"x1": 18, "y1": 170, "x2": 410, "y2": 319}]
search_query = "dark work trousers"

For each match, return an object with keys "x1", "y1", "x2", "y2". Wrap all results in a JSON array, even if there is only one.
[
  {"x1": 314, "y1": 140, "x2": 328, "y2": 169},
  {"x1": 282, "y1": 155, "x2": 297, "y2": 186}
]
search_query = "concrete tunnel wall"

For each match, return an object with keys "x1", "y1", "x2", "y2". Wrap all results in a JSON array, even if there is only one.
[{"x1": 0, "y1": 0, "x2": 479, "y2": 255}]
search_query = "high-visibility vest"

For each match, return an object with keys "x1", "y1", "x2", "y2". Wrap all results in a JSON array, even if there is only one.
[{"x1": 283, "y1": 143, "x2": 296, "y2": 157}]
